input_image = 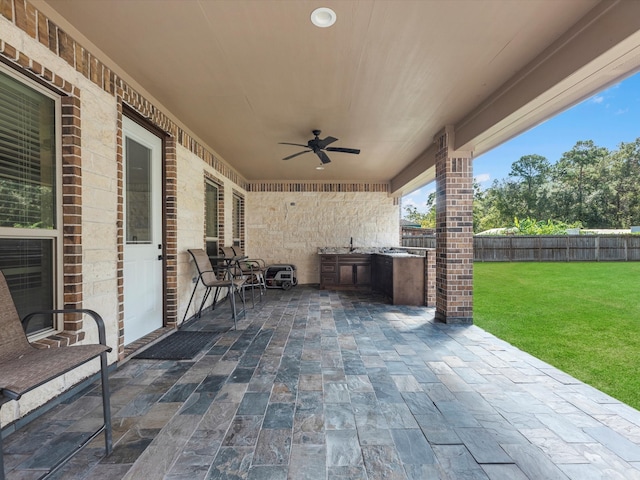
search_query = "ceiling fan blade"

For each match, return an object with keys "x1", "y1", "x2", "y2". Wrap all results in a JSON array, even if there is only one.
[
  {"x1": 317, "y1": 150, "x2": 332, "y2": 164},
  {"x1": 279, "y1": 142, "x2": 309, "y2": 148},
  {"x1": 317, "y1": 136, "x2": 338, "y2": 149},
  {"x1": 283, "y1": 150, "x2": 311, "y2": 160},
  {"x1": 325, "y1": 147, "x2": 361, "y2": 155}
]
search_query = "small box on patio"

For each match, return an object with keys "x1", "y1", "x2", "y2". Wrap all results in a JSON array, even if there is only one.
[{"x1": 265, "y1": 264, "x2": 297, "y2": 290}]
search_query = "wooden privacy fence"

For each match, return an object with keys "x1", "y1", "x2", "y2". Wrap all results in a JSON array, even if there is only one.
[
  {"x1": 402, "y1": 236, "x2": 436, "y2": 249},
  {"x1": 401, "y1": 235, "x2": 640, "y2": 261}
]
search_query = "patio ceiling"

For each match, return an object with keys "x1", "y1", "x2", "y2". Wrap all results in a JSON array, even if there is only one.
[{"x1": 34, "y1": 0, "x2": 640, "y2": 195}]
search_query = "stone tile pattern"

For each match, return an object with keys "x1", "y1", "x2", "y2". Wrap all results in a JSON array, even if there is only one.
[
  {"x1": 435, "y1": 126, "x2": 473, "y2": 324},
  {"x1": 4, "y1": 287, "x2": 640, "y2": 479}
]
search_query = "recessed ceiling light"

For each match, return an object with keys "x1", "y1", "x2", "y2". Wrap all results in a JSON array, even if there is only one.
[
  {"x1": 310, "y1": 7, "x2": 336, "y2": 28},
  {"x1": 315, "y1": 165, "x2": 325, "y2": 170}
]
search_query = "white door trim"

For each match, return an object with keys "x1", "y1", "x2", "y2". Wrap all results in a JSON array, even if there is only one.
[{"x1": 122, "y1": 116, "x2": 164, "y2": 344}]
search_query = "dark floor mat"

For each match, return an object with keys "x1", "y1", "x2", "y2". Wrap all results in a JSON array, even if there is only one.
[{"x1": 134, "y1": 331, "x2": 219, "y2": 360}]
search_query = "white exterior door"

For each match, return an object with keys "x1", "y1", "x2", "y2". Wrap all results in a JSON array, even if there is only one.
[{"x1": 123, "y1": 116, "x2": 163, "y2": 344}]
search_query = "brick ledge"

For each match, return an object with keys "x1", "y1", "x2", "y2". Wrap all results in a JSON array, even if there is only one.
[{"x1": 31, "y1": 330, "x2": 86, "y2": 349}]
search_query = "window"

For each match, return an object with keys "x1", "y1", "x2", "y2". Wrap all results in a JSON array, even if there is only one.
[
  {"x1": 0, "y1": 67, "x2": 60, "y2": 335},
  {"x1": 232, "y1": 193, "x2": 244, "y2": 248},
  {"x1": 125, "y1": 137, "x2": 152, "y2": 244},
  {"x1": 205, "y1": 179, "x2": 219, "y2": 257}
]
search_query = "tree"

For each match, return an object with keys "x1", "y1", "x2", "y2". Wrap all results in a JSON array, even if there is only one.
[
  {"x1": 552, "y1": 140, "x2": 609, "y2": 224},
  {"x1": 473, "y1": 180, "x2": 502, "y2": 233},
  {"x1": 610, "y1": 139, "x2": 640, "y2": 227},
  {"x1": 507, "y1": 154, "x2": 551, "y2": 219},
  {"x1": 481, "y1": 178, "x2": 523, "y2": 227},
  {"x1": 472, "y1": 138, "x2": 640, "y2": 230},
  {"x1": 403, "y1": 193, "x2": 435, "y2": 228}
]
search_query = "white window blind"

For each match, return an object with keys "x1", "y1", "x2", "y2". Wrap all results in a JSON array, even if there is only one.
[
  {"x1": 232, "y1": 193, "x2": 243, "y2": 246},
  {"x1": 0, "y1": 70, "x2": 56, "y2": 229},
  {"x1": 0, "y1": 68, "x2": 59, "y2": 335},
  {"x1": 205, "y1": 180, "x2": 219, "y2": 257}
]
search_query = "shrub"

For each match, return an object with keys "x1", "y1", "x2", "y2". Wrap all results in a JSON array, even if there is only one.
[{"x1": 512, "y1": 217, "x2": 582, "y2": 235}]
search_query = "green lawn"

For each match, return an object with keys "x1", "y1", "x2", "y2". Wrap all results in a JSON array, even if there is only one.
[{"x1": 474, "y1": 262, "x2": 640, "y2": 410}]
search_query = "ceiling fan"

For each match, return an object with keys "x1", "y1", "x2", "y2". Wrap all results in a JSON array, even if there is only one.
[{"x1": 279, "y1": 130, "x2": 360, "y2": 164}]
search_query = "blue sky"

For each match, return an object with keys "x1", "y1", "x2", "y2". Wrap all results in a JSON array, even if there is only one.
[{"x1": 402, "y1": 71, "x2": 640, "y2": 214}]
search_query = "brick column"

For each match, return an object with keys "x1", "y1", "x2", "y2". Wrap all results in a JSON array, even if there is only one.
[{"x1": 434, "y1": 126, "x2": 473, "y2": 324}]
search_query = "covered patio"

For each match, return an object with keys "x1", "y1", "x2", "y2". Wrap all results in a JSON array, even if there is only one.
[
  {"x1": 2, "y1": 1, "x2": 640, "y2": 477},
  {"x1": 4, "y1": 288, "x2": 640, "y2": 479}
]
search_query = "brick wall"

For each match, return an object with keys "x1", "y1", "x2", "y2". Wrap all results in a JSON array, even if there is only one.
[
  {"x1": 434, "y1": 127, "x2": 473, "y2": 323},
  {"x1": 425, "y1": 249, "x2": 436, "y2": 307}
]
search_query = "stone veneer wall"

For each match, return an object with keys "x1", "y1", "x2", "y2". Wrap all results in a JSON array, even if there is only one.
[
  {"x1": 246, "y1": 185, "x2": 400, "y2": 285},
  {"x1": 176, "y1": 154, "x2": 247, "y2": 323}
]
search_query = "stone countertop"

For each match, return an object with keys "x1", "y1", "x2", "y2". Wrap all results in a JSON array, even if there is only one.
[{"x1": 317, "y1": 247, "x2": 422, "y2": 257}]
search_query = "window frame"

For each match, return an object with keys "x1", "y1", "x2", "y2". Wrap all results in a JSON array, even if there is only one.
[
  {"x1": 204, "y1": 178, "x2": 221, "y2": 257},
  {"x1": 0, "y1": 64, "x2": 63, "y2": 339},
  {"x1": 232, "y1": 192, "x2": 244, "y2": 249}
]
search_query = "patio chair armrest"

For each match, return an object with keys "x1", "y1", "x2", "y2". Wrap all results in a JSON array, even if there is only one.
[
  {"x1": 22, "y1": 309, "x2": 111, "y2": 349},
  {"x1": 198, "y1": 268, "x2": 217, "y2": 275},
  {"x1": 197, "y1": 264, "x2": 237, "y2": 283},
  {"x1": 198, "y1": 266, "x2": 229, "y2": 277}
]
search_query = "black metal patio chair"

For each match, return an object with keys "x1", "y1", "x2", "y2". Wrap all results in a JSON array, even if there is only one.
[
  {"x1": 229, "y1": 246, "x2": 267, "y2": 300},
  {"x1": 183, "y1": 248, "x2": 246, "y2": 329},
  {"x1": 0, "y1": 270, "x2": 112, "y2": 480}
]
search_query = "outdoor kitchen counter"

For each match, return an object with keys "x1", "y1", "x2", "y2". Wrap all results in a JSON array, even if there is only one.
[
  {"x1": 317, "y1": 246, "x2": 424, "y2": 256},
  {"x1": 319, "y1": 249, "x2": 425, "y2": 305}
]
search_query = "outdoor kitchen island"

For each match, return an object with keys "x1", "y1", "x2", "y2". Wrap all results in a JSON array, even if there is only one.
[{"x1": 318, "y1": 248, "x2": 426, "y2": 306}]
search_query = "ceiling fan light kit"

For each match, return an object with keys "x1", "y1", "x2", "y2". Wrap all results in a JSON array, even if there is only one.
[
  {"x1": 279, "y1": 130, "x2": 360, "y2": 165},
  {"x1": 310, "y1": 7, "x2": 336, "y2": 28}
]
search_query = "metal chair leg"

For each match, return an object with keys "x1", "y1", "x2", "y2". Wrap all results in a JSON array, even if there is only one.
[
  {"x1": 100, "y1": 351, "x2": 112, "y2": 456},
  {"x1": 182, "y1": 280, "x2": 200, "y2": 323},
  {"x1": 248, "y1": 278, "x2": 255, "y2": 308},
  {"x1": 238, "y1": 282, "x2": 247, "y2": 315},
  {"x1": 0, "y1": 402, "x2": 6, "y2": 480},
  {"x1": 228, "y1": 284, "x2": 237, "y2": 330},
  {"x1": 197, "y1": 286, "x2": 212, "y2": 318},
  {"x1": 211, "y1": 286, "x2": 221, "y2": 310}
]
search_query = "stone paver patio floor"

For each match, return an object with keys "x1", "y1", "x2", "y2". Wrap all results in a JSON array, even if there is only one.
[{"x1": 3, "y1": 286, "x2": 640, "y2": 479}]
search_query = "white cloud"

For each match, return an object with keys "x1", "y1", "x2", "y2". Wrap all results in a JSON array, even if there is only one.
[
  {"x1": 401, "y1": 189, "x2": 434, "y2": 214},
  {"x1": 474, "y1": 173, "x2": 491, "y2": 183},
  {"x1": 616, "y1": 108, "x2": 629, "y2": 115},
  {"x1": 405, "y1": 185, "x2": 430, "y2": 198},
  {"x1": 402, "y1": 197, "x2": 418, "y2": 208},
  {"x1": 591, "y1": 95, "x2": 605, "y2": 104}
]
